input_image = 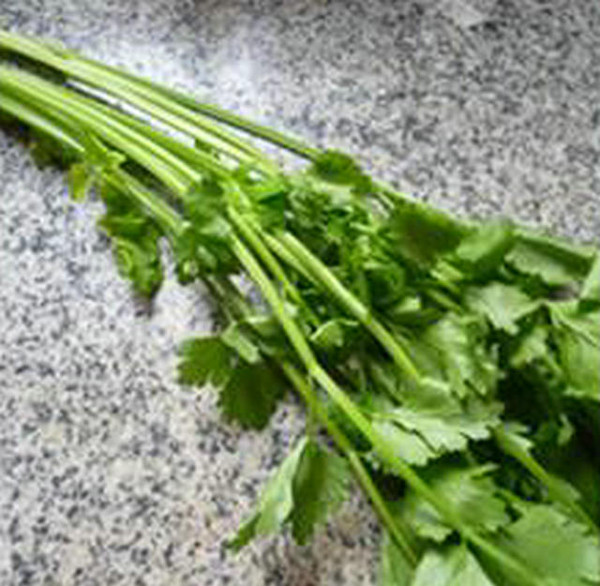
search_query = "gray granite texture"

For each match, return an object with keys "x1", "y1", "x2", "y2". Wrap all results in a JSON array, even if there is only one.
[{"x1": 1, "y1": 0, "x2": 599, "y2": 585}]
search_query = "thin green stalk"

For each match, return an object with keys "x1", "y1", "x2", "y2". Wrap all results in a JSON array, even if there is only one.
[
  {"x1": 271, "y1": 232, "x2": 422, "y2": 384},
  {"x1": 494, "y1": 427, "x2": 598, "y2": 533},
  {"x1": 227, "y1": 209, "x2": 320, "y2": 327},
  {"x1": 0, "y1": 92, "x2": 85, "y2": 156},
  {"x1": 74, "y1": 54, "x2": 321, "y2": 160},
  {"x1": 0, "y1": 31, "x2": 277, "y2": 173},
  {"x1": 0, "y1": 68, "x2": 193, "y2": 194}
]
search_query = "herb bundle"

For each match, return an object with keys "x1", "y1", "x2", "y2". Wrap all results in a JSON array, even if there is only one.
[{"x1": 1, "y1": 31, "x2": 599, "y2": 586}]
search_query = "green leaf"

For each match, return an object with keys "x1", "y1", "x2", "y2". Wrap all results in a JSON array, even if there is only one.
[
  {"x1": 506, "y1": 233, "x2": 591, "y2": 286},
  {"x1": 311, "y1": 319, "x2": 345, "y2": 350},
  {"x1": 496, "y1": 504, "x2": 600, "y2": 586},
  {"x1": 374, "y1": 420, "x2": 434, "y2": 466},
  {"x1": 97, "y1": 181, "x2": 164, "y2": 297},
  {"x1": 310, "y1": 318, "x2": 357, "y2": 352},
  {"x1": 177, "y1": 336, "x2": 232, "y2": 387},
  {"x1": 229, "y1": 438, "x2": 350, "y2": 549},
  {"x1": 402, "y1": 463, "x2": 509, "y2": 542},
  {"x1": 411, "y1": 545, "x2": 494, "y2": 586},
  {"x1": 417, "y1": 314, "x2": 499, "y2": 397},
  {"x1": 290, "y1": 440, "x2": 352, "y2": 544},
  {"x1": 110, "y1": 233, "x2": 163, "y2": 297},
  {"x1": 466, "y1": 282, "x2": 539, "y2": 334},
  {"x1": 219, "y1": 361, "x2": 286, "y2": 429},
  {"x1": 177, "y1": 176, "x2": 236, "y2": 276},
  {"x1": 385, "y1": 200, "x2": 467, "y2": 268},
  {"x1": 310, "y1": 150, "x2": 372, "y2": 194},
  {"x1": 229, "y1": 437, "x2": 308, "y2": 551},
  {"x1": 378, "y1": 530, "x2": 413, "y2": 586},
  {"x1": 581, "y1": 253, "x2": 600, "y2": 306},
  {"x1": 549, "y1": 302, "x2": 600, "y2": 402},
  {"x1": 509, "y1": 324, "x2": 549, "y2": 368},
  {"x1": 450, "y1": 220, "x2": 515, "y2": 279},
  {"x1": 379, "y1": 381, "x2": 502, "y2": 463},
  {"x1": 247, "y1": 175, "x2": 289, "y2": 230}
]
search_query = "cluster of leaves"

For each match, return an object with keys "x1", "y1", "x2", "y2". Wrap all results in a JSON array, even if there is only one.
[{"x1": 1, "y1": 31, "x2": 599, "y2": 586}]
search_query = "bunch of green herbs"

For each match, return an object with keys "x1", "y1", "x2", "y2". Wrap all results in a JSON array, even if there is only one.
[{"x1": 0, "y1": 31, "x2": 599, "y2": 586}]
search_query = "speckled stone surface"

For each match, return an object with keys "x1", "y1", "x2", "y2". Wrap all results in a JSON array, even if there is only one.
[{"x1": 0, "y1": 1, "x2": 599, "y2": 585}]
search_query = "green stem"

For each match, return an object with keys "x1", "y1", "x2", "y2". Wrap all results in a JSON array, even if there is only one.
[
  {"x1": 0, "y1": 31, "x2": 277, "y2": 174},
  {"x1": 0, "y1": 67, "x2": 193, "y2": 194},
  {"x1": 494, "y1": 427, "x2": 598, "y2": 533},
  {"x1": 75, "y1": 54, "x2": 320, "y2": 160},
  {"x1": 0, "y1": 91, "x2": 85, "y2": 156},
  {"x1": 227, "y1": 209, "x2": 320, "y2": 327},
  {"x1": 271, "y1": 232, "x2": 422, "y2": 384}
]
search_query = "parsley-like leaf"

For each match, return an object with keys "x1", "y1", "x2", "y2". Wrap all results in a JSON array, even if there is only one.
[
  {"x1": 449, "y1": 220, "x2": 515, "y2": 280},
  {"x1": 229, "y1": 438, "x2": 350, "y2": 549},
  {"x1": 376, "y1": 381, "x2": 502, "y2": 464},
  {"x1": 229, "y1": 437, "x2": 308, "y2": 551},
  {"x1": 509, "y1": 323, "x2": 549, "y2": 368},
  {"x1": 68, "y1": 161, "x2": 94, "y2": 201},
  {"x1": 177, "y1": 336, "x2": 232, "y2": 387},
  {"x1": 402, "y1": 463, "x2": 509, "y2": 542},
  {"x1": 385, "y1": 200, "x2": 467, "y2": 268},
  {"x1": 290, "y1": 439, "x2": 352, "y2": 544},
  {"x1": 507, "y1": 232, "x2": 592, "y2": 286},
  {"x1": 496, "y1": 503, "x2": 600, "y2": 586},
  {"x1": 581, "y1": 253, "x2": 600, "y2": 306},
  {"x1": 414, "y1": 314, "x2": 499, "y2": 397},
  {"x1": 549, "y1": 302, "x2": 600, "y2": 402},
  {"x1": 466, "y1": 282, "x2": 539, "y2": 334},
  {"x1": 411, "y1": 545, "x2": 494, "y2": 586},
  {"x1": 219, "y1": 361, "x2": 286, "y2": 429}
]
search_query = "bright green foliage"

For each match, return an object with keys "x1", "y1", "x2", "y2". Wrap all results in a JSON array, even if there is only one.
[
  {"x1": 177, "y1": 336, "x2": 231, "y2": 387},
  {"x1": 98, "y1": 195, "x2": 164, "y2": 297},
  {"x1": 229, "y1": 437, "x2": 309, "y2": 550},
  {"x1": 465, "y1": 282, "x2": 539, "y2": 334},
  {"x1": 289, "y1": 439, "x2": 352, "y2": 544},
  {"x1": 509, "y1": 323, "x2": 549, "y2": 368},
  {"x1": 411, "y1": 545, "x2": 494, "y2": 586},
  {"x1": 384, "y1": 200, "x2": 467, "y2": 268},
  {"x1": 506, "y1": 233, "x2": 593, "y2": 286},
  {"x1": 411, "y1": 314, "x2": 498, "y2": 397},
  {"x1": 401, "y1": 463, "x2": 509, "y2": 542},
  {"x1": 219, "y1": 361, "x2": 286, "y2": 429},
  {"x1": 495, "y1": 503, "x2": 600, "y2": 586},
  {"x1": 581, "y1": 254, "x2": 600, "y2": 305},
  {"x1": 549, "y1": 302, "x2": 600, "y2": 402},
  {"x1": 373, "y1": 381, "x2": 502, "y2": 466},
  {"x1": 449, "y1": 221, "x2": 515, "y2": 279},
  {"x1": 1, "y1": 31, "x2": 599, "y2": 586},
  {"x1": 68, "y1": 161, "x2": 94, "y2": 201},
  {"x1": 229, "y1": 437, "x2": 351, "y2": 549},
  {"x1": 177, "y1": 333, "x2": 286, "y2": 429}
]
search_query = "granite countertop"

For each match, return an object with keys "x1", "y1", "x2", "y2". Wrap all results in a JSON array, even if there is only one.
[{"x1": 1, "y1": 1, "x2": 599, "y2": 584}]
